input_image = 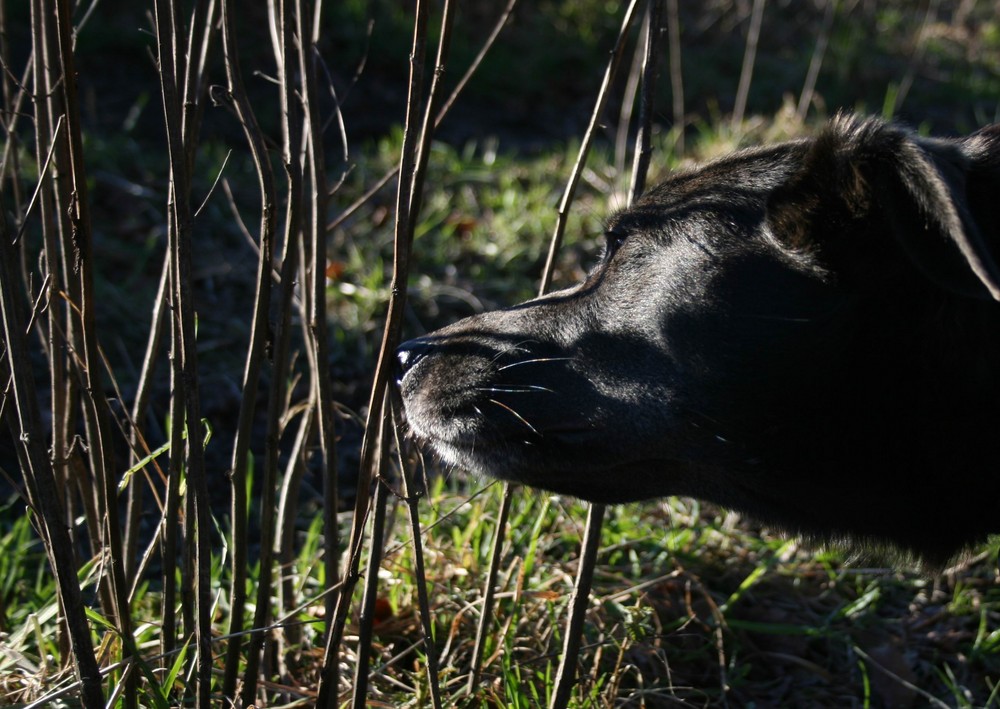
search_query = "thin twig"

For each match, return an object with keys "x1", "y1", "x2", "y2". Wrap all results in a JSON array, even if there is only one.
[
  {"x1": 467, "y1": 484, "x2": 514, "y2": 694},
  {"x1": 797, "y1": 0, "x2": 837, "y2": 121},
  {"x1": 666, "y1": 0, "x2": 684, "y2": 153},
  {"x1": 629, "y1": 0, "x2": 664, "y2": 204},
  {"x1": 275, "y1": 397, "x2": 314, "y2": 675},
  {"x1": 551, "y1": 3, "x2": 661, "y2": 703},
  {"x1": 549, "y1": 503, "x2": 606, "y2": 709},
  {"x1": 351, "y1": 399, "x2": 393, "y2": 708},
  {"x1": 51, "y1": 0, "x2": 135, "y2": 702},
  {"x1": 0, "y1": 198, "x2": 103, "y2": 707},
  {"x1": 193, "y1": 148, "x2": 231, "y2": 219},
  {"x1": 298, "y1": 0, "x2": 341, "y2": 642},
  {"x1": 14, "y1": 115, "x2": 63, "y2": 244},
  {"x1": 391, "y1": 391, "x2": 443, "y2": 708},
  {"x1": 539, "y1": 0, "x2": 643, "y2": 295},
  {"x1": 219, "y1": 0, "x2": 280, "y2": 696},
  {"x1": 472, "y1": 0, "x2": 642, "y2": 700},
  {"x1": 731, "y1": 0, "x2": 765, "y2": 130},
  {"x1": 324, "y1": 0, "x2": 519, "y2": 236},
  {"x1": 615, "y1": 18, "x2": 645, "y2": 179},
  {"x1": 407, "y1": 0, "x2": 456, "y2": 238},
  {"x1": 152, "y1": 0, "x2": 212, "y2": 701},
  {"x1": 239, "y1": 0, "x2": 305, "y2": 698},
  {"x1": 317, "y1": 1, "x2": 431, "y2": 703}
]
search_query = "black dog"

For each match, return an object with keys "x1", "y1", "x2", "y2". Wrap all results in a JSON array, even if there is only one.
[{"x1": 397, "y1": 115, "x2": 1000, "y2": 566}]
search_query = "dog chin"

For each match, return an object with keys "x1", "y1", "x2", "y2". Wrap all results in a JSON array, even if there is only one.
[
  {"x1": 425, "y1": 437, "x2": 523, "y2": 478},
  {"x1": 429, "y1": 439, "x2": 671, "y2": 504}
]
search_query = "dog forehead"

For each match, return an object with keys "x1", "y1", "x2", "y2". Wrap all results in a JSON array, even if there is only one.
[{"x1": 611, "y1": 142, "x2": 808, "y2": 233}]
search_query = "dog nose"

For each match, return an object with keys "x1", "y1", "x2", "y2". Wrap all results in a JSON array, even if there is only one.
[{"x1": 395, "y1": 337, "x2": 435, "y2": 384}]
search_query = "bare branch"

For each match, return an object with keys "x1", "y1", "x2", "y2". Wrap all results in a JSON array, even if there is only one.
[
  {"x1": 539, "y1": 0, "x2": 643, "y2": 295},
  {"x1": 732, "y1": 0, "x2": 765, "y2": 129},
  {"x1": 318, "y1": 0, "x2": 432, "y2": 702}
]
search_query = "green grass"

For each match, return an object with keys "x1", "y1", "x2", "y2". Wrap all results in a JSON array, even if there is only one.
[
  {"x1": 296, "y1": 474, "x2": 1000, "y2": 706},
  {"x1": 3, "y1": 467, "x2": 1000, "y2": 706}
]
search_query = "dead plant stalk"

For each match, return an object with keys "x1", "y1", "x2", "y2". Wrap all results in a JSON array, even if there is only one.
[{"x1": 318, "y1": 0, "x2": 435, "y2": 704}]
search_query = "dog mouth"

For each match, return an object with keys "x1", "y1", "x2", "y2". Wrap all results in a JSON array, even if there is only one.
[
  {"x1": 401, "y1": 386, "x2": 602, "y2": 461},
  {"x1": 397, "y1": 353, "x2": 616, "y2": 481}
]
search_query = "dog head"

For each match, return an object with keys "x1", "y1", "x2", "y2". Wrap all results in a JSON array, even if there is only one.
[{"x1": 397, "y1": 115, "x2": 1000, "y2": 563}]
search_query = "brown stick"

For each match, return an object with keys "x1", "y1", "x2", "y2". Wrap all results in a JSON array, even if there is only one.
[
  {"x1": 629, "y1": 0, "x2": 664, "y2": 204},
  {"x1": 797, "y1": 0, "x2": 837, "y2": 121},
  {"x1": 152, "y1": 0, "x2": 213, "y2": 702},
  {"x1": 666, "y1": 0, "x2": 684, "y2": 153},
  {"x1": 240, "y1": 0, "x2": 305, "y2": 699},
  {"x1": 732, "y1": 0, "x2": 766, "y2": 130},
  {"x1": 466, "y1": 483, "x2": 514, "y2": 694},
  {"x1": 539, "y1": 0, "x2": 643, "y2": 295},
  {"x1": 550, "y1": 2, "x2": 662, "y2": 704},
  {"x1": 407, "y1": 0, "x2": 456, "y2": 237},
  {"x1": 350, "y1": 398, "x2": 392, "y2": 707},
  {"x1": 391, "y1": 391, "x2": 443, "y2": 708},
  {"x1": 295, "y1": 0, "x2": 340, "y2": 639},
  {"x1": 324, "y1": 0, "x2": 519, "y2": 237},
  {"x1": 0, "y1": 204, "x2": 104, "y2": 708},
  {"x1": 218, "y1": 0, "x2": 280, "y2": 696},
  {"x1": 316, "y1": 1, "x2": 430, "y2": 703},
  {"x1": 548, "y1": 503, "x2": 606, "y2": 709},
  {"x1": 49, "y1": 0, "x2": 135, "y2": 702},
  {"x1": 470, "y1": 2, "x2": 643, "y2": 701}
]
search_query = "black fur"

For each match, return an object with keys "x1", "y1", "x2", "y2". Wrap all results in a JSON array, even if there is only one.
[{"x1": 396, "y1": 115, "x2": 1000, "y2": 567}]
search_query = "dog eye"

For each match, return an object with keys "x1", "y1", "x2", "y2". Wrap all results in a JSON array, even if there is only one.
[{"x1": 604, "y1": 228, "x2": 628, "y2": 254}]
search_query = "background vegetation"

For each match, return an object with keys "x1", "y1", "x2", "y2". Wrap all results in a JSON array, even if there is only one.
[{"x1": 1, "y1": 0, "x2": 999, "y2": 706}]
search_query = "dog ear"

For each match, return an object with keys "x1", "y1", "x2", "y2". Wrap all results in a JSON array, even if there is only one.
[{"x1": 766, "y1": 115, "x2": 1000, "y2": 300}]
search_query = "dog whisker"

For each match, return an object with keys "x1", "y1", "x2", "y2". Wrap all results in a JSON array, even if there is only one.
[
  {"x1": 476, "y1": 385, "x2": 556, "y2": 394},
  {"x1": 486, "y1": 398, "x2": 540, "y2": 436},
  {"x1": 488, "y1": 340, "x2": 537, "y2": 365},
  {"x1": 496, "y1": 356, "x2": 573, "y2": 372}
]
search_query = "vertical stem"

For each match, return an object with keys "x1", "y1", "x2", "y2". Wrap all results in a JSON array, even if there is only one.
[
  {"x1": 550, "y1": 3, "x2": 661, "y2": 704},
  {"x1": 317, "y1": 1, "x2": 430, "y2": 703},
  {"x1": 629, "y1": 0, "x2": 664, "y2": 204},
  {"x1": 539, "y1": 0, "x2": 642, "y2": 295},
  {"x1": 219, "y1": 0, "x2": 279, "y2": 696},
  {"x1": 350, "y1": 402, "x2": 392, "y2": 708},
  {"x1": 548, "y1": 504, "x2": 606, "y2": 709},
  {"x1": 240, "y1": 2, "x2": 304, "y2": 699},
  {"x1": 391, "y1": 391, "x2": 443, "y2": 709},
  {"x1": 275, "y1": 400, "x2": 314, "y2": 674},
  {"x1": 467, "y1": 483, "x2": 513, "y2": 694},
  {"x1": 797, "y1": 0, "x2": 837, "y2": 121},
  {"x1": 666, "y1": 0, "x2": 684, "y2": 153},
  {"x1": 614, "y1": 24, "x2": 645, "y2": 179},
  {"x1": 297, "y1": 0, "x2": 341, "y2": 640},
  {"x1": 49, "y1": 0, "x2": 135, "y2": 701},
  {"x1": 0, "y1": 206, "x2": 104, "y2": 707},
  {"x1": 28, "y1": 0, "x2": 68, "y2": 606},
  {"x1": 152, "y1": 0, "x2": 213, "y2": 701},
  {"x1": 407, "y1": 0, "x2": 455, "y2": 237},
  {"x1": 731, "y1": 0, "x2": 765, "y2": 130},
  {"x1": 124, "y1": 259, "x2": 169, "y2": 581},
  {"x1": 470, "y1": 1, "x2": 642, "y2": 700},
  {"x1": 0, "y1": 2, "x2": 24, "y2": 210}
]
